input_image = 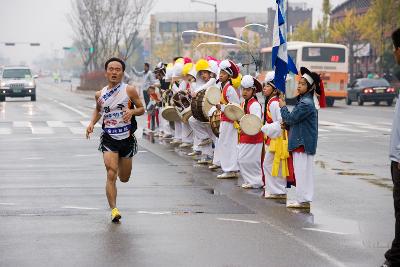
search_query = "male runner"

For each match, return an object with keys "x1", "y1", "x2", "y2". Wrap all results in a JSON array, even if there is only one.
[{"x1": 86, "y1": 57, "x2": 144, "y2": 223}]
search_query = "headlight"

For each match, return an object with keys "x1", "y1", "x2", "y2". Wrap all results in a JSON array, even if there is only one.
[{"x1": 25, "y1": 81, "x2": 35, "y2": 87}]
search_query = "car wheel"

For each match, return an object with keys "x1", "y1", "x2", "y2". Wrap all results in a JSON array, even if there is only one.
[
  {"x1": 0, "y1": 96, "x2": 5, "y2": 102},
  {"x1": 346, "y1": 97, "x2": 352, "y2": 105},
  {"x1": 326, "y1": 98, "x2": 335, "y2": 107},
  {"x1": 387, "y1": 99, "x2": 393, "y2": 106},
  {"x1": 31, "y1": 95, "x2": 36, "y2": 101},
  {"x1": 357, "y1": 95, "x2": 364, "y2": 106},
  {"x1": 374, "y1": 101, "x2": 380, "y2": 106}
]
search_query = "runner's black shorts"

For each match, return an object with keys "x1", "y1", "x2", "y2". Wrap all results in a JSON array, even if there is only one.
[{"x1": 98, "y1": 132, "x2": 138, "y2": 158}]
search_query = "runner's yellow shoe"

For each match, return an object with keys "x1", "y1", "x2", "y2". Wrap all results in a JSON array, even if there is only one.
[{"x1": 111, "y1": 208, "x2": 121, "y2": 222}]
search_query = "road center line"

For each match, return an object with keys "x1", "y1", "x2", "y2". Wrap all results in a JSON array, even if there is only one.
[
  {"x1": 302, "y1": 228, "x2": 351, "y2": 235},
  {"x1": 217, "y1": 218, "x2": 260, "y2": 224}
]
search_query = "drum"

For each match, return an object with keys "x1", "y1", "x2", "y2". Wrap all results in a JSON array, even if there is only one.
[
  {"x1": 191, "y1": 89, "x2": 213, "y2": 122},
  {"x1": 209, "y1": 109, "x2": 221, "y2": 137},
  {"x1": 172, "y1": 91, "x2": 192, "y2": 123},
  {"x1": 224, "y1": 103, "x2": 244, "y2": 121},
  {"x1": 161, "y1": 89, "x2": 181, "y2": 121},
  {"x1": 204, "y1": 86, "x2": 221, "y2": 105},
  {"x1": 240, "y1": 114, "x2": 262, "y2": 135}
]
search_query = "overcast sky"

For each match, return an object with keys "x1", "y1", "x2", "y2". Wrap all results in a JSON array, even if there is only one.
[{"x1": 0, "y1": 0, "x2": 346, "y2": 66}]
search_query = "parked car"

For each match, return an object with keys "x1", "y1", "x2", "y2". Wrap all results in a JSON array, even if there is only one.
[
  {"x1": 0, "y1": 66, "x2": 37, "y2": 101},
  {"x1": 346, "y1": 78, "x2": 396, "y2": 106}
]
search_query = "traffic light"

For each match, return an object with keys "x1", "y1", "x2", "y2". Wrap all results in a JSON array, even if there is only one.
[{"x1": 30, "y1": 43, "x2": 40, "y2": 46}]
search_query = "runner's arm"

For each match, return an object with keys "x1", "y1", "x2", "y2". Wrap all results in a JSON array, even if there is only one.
[
  {"x1": 127, "y1": 85, "x2": 145, "y2": 116},
  {"x1": 86, "y1": 90, "x2": 102, "y2": 139}
]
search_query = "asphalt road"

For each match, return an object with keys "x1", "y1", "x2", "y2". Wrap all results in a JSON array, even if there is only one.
[{"x1": 0, "y1": 78, "x2": 396, "y2": 267}]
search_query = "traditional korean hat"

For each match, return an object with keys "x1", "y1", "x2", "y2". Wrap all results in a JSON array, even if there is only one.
[
  {"x1": 241, "y1": 75, "x2": 262, "y2": 93},
  {"x1": 219, "y1": 59, "x2": 239, "y2": 79},
  {"x1": 300, "y1": 66, "x2": 326, "y2": 108}
]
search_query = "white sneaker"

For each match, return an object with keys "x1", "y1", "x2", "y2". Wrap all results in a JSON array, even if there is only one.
[
  {"x1": 197, "y1": 157, "x2": 213, "y2": 165},
  {"x1": 187, "y1": 151, "x2": 201, "y2": 156},
  {"x1": 179, "y1": 142, "x2": 192, "y2": 148},
  {"x1": 198, "y1": 138, "x2": 212, "y2": 146},
  {"x1": 208, "y1": 164, "x2": 220, "y2": 170},
  {"x1": 217, "y1": 172, "x2": 238, "y2": 179}
]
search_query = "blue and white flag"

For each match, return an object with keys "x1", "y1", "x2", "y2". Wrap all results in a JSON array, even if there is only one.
[{"x1": 271, "y1": 0, "x2": 298, "y2": 93}]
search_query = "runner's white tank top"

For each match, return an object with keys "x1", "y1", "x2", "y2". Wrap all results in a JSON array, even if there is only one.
[{"x1": 98, "y1": 83, "x2": 131, "y2": 140}]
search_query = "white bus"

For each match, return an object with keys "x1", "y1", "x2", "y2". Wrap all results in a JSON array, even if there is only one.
[{"x1": 260, "y1": 42, "x2": 349, "y2": 106}]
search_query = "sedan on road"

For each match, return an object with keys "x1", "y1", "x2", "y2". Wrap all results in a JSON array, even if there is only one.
[{"x1": 346, "y1": 78, "x2": 396, "y2": 106}]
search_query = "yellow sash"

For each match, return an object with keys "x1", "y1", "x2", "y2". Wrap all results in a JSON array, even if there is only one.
[{"x1": 268, "y1": 130, "x2": 290, "y2": 177}]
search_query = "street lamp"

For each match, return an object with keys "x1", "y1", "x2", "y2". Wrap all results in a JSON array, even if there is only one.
[{"x1": 191, "y1": 0, "x2": 217, "y2": 34}]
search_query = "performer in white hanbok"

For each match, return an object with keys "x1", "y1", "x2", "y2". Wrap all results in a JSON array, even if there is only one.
[
  {"x1": 177, "y1": 59, "x2": 194, "y2": 149},
  {"x1": 279, "y1": 67, "x2": 325, "y2": 210},
  {"x1": 238, "y1": 75, "x2": 264, "y2": 188},
  {"x1": 215, "y1": 60, "x2": 240, "y2": 179},
  {"x1": 188, "y1": 59, "x2": 217, "y2": 164},
  {"x1": 170, "y1": 59, "x2": 184, "y2": 145},
  {"x1": 153, "y1": 62, "x2": 173, "y2": 138},
  {"x1": 261, "y1": 72, "x2": 288, "y2": 199}
]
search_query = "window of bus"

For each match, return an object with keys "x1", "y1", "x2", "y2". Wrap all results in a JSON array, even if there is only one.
[
  {"x1": 302, "y1": 47, "x2": 345, "y2": 63},
  {"x1": 261, "y1": 50, "x2": 297, "y2": 70}
]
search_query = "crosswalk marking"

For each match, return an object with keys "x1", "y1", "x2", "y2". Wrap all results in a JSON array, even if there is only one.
[
  {"x1": 80, "y1": 121, "x2": 101, "y2": 128},
  {"x1": 31, "y1": 127, "x2": 54, "y2": 134},
  {"x1": 0, "y1": 120, "x2": 391, "y2": 136},
  {"x1": 0, "y1": 128, "x2": 11, "y2": 134},
  {"x1": 47, "y1": 121, "x2": 66, "y2": 127},
  {"x1": 69, "y1": 127, "x2": 85, "y2": 135},
  {"x1": 13, "y1": 121, "x2": 32, "y2": 127}
]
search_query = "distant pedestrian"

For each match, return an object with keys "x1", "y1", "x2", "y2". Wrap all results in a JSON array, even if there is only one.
[
  {"x1": 86, "y1": 57, "x2": 144, "y2": 223},
  {"x1": 132, "y1": 62, "x2": 156, "y2": 108},
  {"x1": 382, "y1": 27, "x2": 400, "y2": 267}
]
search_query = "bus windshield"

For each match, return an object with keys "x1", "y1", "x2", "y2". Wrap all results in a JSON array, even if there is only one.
[{"x1": 302, "y1": 47, "x2": 346, "y2": 63}]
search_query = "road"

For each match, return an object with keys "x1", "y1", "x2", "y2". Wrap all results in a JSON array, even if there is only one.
[{"x1": 0, "y1": 78, "x2": 395, "y2": 267}]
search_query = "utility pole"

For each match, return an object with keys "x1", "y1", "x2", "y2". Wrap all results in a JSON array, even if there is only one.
[{"x1": 191, "y1": 0, "x2": 218, "y2": 34}]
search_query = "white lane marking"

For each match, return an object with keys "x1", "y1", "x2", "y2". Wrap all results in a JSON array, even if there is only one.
[
  {"x1": 0, "y1": 202, "x2": 15, "y2": 205},
  {"x1": 22, "y1": 157, "x2": 44, "y2": 160},
  {"x1": 74, "y1": 154, "x2": 99, "y2": 157},
  {"x1": 303, "y1": 228, "x2": 351, "y2": 235},
  {"x1": 69, "y1": 127, "x2": 85, "y2": 135},
  {"x1": 137, "y1": 150, "x2": 148, "y2": 153},
  {"x1": 343, "y1": 121, "x2": 391, "y2": 132},
  {"x1": 137, "y1": 211, "x2": 172, "y2": 215},
  {"x1": 318, "y1": 128, "x2": 330, "y2": 132},
  {"x1": 55, "y1": 100, "x2": 89, "y2": 118},
  {"x1": 13, "y1": 121, "x2": 32, "y2": 127},
  {"x1": 319, "y1": 120, "x2": 345, "y2": 127},
  {"x1": 80, "y1": 121, "x2": 101, "y2": 128},
  {"x1": 31, "y1": 127, "x2": 54, "y2": 134},
  {"x1": 217, "y1": 218, "x2": 260, "y2": 224},
  {"x1": 0, "y1": 128, "x2": 11, "y2": 134},
  {"x1": 47, "y1": 121, "x2": 66, "y2": 127},
  {"x1": 262, "y1": 220, "x2": 347, "y2": 267},
  {"x1": 62, "y1": 206, "x2": 100, "y2": 210}
]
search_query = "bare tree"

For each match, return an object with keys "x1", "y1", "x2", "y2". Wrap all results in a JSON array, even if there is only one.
[{"x1": 68, "y1": 0, "x2": 154, "y2": 72}]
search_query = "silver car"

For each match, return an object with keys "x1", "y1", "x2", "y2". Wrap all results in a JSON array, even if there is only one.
[{"x1": 0, "y1": 66, "x2": 37, "y2": 101}]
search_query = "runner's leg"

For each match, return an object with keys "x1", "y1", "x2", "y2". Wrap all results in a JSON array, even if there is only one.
[
  {"x1": 118, "y1": 157, "x2": 133, "y2": 183},
  {"x1": 103, "y1": 152, "x2": 119, "y2": 209}
]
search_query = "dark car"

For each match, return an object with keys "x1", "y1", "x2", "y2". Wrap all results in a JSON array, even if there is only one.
[{"x1": 346, "y1": 78, "x2": 396, "y2": 106}]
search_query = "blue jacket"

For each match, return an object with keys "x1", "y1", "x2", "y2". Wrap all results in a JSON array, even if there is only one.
[{"x1": 280, "y1": 92, "x2": 318, "y2": 155}]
